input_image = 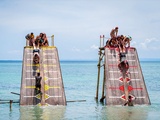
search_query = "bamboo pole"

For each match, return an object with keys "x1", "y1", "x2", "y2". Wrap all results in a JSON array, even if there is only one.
[
  {"x1": 67, "y1": 100, "x2": 86, "y2": 102},
  {"x1": 11, "y1": 92, "x2": 20, "y2": 95},
  {"x1": 95, "y1": 35, "x2": 103, "y2": 100},
  {"x1": 95, "y1": 59, "x2": 101, "y2": 100},
  {"x1": 103, "y1": 35, "x2": 105, "y2": 47},
  {"x1": 100, "y1": 35, "x2": 102, "y2": 47},
  {"x1": 100, "y1": 63, "x2": 105, "y2": 102},
  {"x1": 10, "y1": 100, "x2": 13, "y2": 110},
  {"x1": 51, "y1": 35, "x2": 54, "y2": 46},
  {"x1": 0, "y1": 101, "x2": 19, "y2": 103}
]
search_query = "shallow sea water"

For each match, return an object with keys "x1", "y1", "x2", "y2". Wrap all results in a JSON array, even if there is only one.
[{"x1": 0, "y1": 61, "x2": 160, "y2": 120}]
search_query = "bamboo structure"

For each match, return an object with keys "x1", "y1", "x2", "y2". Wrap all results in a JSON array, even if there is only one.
[
  {"x1": 96, "y1": 35, "x2": 151, "y2": 105},
  {"x1": 20, "y1": 36, "x2": 66, "y2": 106}
]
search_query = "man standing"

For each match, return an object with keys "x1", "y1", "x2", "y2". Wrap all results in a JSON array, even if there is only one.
[
  {"x1": 25, "y1": 32, "x2": 35, "y2": 46},
  {"x1": 110, "y1": 27, "x2": 118, "y2": 38}
]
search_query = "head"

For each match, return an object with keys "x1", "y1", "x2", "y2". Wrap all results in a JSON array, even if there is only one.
[
  {"x1": 34, "y1": 53, "x2": 39, "y2": 59},
  {"x1": 117, "y1": 35, "x2": 121, "y2": 41},
  {"x1": 43, "y1": 33, "x2": 46, "y2": 37},
  {"x1": 127, "y1": 35, "x2": 132, "y2": 41},
  {"x1": 115, "y1": 27, "x2": 118, "y2": 30},
  {"x1": 31, "y1": 32, "x2": 33, "y2": 35},
  {"x1": 37, "y1": 72, "x2": 40, "y2": 76},
  {"x1": 39, "y1": 33, "x2": 43, "y2": 37},
  {"x1": 125, "y1": 37, "x2": 129, "y2": 42},
  {"x1": 120, "y1": 35, "x2": 124, "y2": 39},
  {"x1": 128, "y1": 95, "x2": 132, "y2": 100}
]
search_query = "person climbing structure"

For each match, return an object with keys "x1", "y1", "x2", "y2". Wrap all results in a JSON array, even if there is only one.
[
  {"x1": 33, "y1": 49, "x2": 40, "y2": 64},
  {"x1": 35, "y1": 72, "x2": 42, "y2": 94},
  {"x1": 124, "y1": 95, "x2": 134, "y2": 106},
  {"x1": 33, "y1": 38, "x2": 40, "y2": 64}
]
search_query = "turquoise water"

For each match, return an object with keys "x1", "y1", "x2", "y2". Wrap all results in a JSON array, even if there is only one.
[{"x1": 0, "y1": 61, "x2": 160, "y2": 120}]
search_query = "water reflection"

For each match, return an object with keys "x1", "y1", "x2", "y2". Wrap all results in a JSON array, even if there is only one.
[
  {"x1": 19, "y1": 106, "x2": 66, "y2": 120},
  {"x1": 100, "y1": 106, "x2": 149, "y2": 120}
]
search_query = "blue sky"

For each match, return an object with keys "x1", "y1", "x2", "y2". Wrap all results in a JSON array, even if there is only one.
[{"x1": 0, "y1": 0, "x2": 160, "y2": 60}]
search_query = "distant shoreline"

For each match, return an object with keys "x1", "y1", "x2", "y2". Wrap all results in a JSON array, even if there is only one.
[{"x1": 0, "y1": 59, "x2": 160, "y2": 62}]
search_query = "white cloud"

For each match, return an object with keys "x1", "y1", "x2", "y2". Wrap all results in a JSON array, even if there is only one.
[
  {"x1": 145, "y1": 38, "x2": 158, "y2": 43},
  {"x1": 7, "y1": 50, "x2": 22, "y2": 54},
  {"x1": 140, "y1": 43, "x2": 148, "y2": 50},
  {"x1": 90, "y1": 44, "x2": 99, "y2": 50},
  {"x1": 71, "y1": 44, "x2": 99, "y2": 53},
  {"x1": 139, "y1": 38, "x2": 160, "y2": 50},
  {"x1": 131, "y1": 41, "x2": 137, "y2": 47},
  {"x1": 71, "y1": 47, "x2": 81, "y2": 52}
]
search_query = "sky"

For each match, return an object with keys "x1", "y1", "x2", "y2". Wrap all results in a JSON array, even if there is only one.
[{"x1": 0, "y1": 0, "x2": 160, "y2": 61}]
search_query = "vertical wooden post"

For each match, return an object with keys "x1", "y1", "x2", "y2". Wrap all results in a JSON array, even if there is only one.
[
  {"x1": 100, "y1": 35, "x2": 102, "y2": 47},
  {"x1": 100, "y1": 35, "x2": 105, "y2": 47},
  {"x1": 103, "y1": 35, "x2": 105, "y2": 47},
  {"x1": 95, "y1": 35, "x2": 102, "y2": 100},
  {"x1": 100, "y1": 63, "x2": 105, "y2": 102},
  {"x1": 51, "y1": 35, "x2": 54, "y2": 46},
  {"x1": 95, "y1": 57, "x2": 101, "y2": 100},
  {"x1": 10, "y1": 100, "x2": 13, "y2": 110}
]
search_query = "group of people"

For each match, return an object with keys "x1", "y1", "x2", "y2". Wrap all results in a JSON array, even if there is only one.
[
  {"x1": 25, "y1": 32, "x2": 49, "y2": 48},
  {"x1": 25, "y1": 32, "x2": 49, "y2": 64},
  {"x1": 106, "y1": 27, "x2": 132, "y2": 53},
  {"x1": 101, "y1": 27, "x2": 131, "y2": 69}
]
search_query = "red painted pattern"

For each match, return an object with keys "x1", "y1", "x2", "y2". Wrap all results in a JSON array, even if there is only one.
[
  {"x1": 126, "y1": 47, "x2": 135, "y2": 50},
  {"x1": 128, "y1": 85, "x2": 143, "y2": 92},
  {"x1": 108, "y1": 64, "x2": 137, "y2": 68},
  {"x1": 121, "y1": 94, "x2": 126, "y2": 100},
  {"x1": 109, "y1": 85, "x2": 124, "y2": 91},
  {"x1": 108, "y1": 47, "x2": 116, "y2": 50},
  {"x1": 120, "y1": 94, "x2": 135, "y2": 100},
  {"x1": 109, "y1": 85, "x2": 143, "y2": 92},
  {"x1": 119, "y1": 77, "x2": 130, "y2": 82}
]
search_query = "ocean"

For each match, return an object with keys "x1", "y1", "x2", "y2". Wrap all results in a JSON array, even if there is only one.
[{"x1": 0, "y1": 60, "x2": 160, "y2": 120}]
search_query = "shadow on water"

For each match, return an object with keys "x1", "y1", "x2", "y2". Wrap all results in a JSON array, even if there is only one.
[
  {"x1": 19, "y1": 106, "x2": 66, "y2": 120},
  {"x1": 100, "y1": 105, "x2": 150, "y2": 120}
]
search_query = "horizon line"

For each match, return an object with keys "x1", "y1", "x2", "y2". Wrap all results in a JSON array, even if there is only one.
[{"x1": 0, "y1": 58, "x2": 160, "y2": 62}]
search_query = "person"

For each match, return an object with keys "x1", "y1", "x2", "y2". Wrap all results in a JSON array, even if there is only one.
[
  {"x1": 124, "y1": 95, "x2": 134, "y2": 106},
  {"x1": 118, "y1": 60, "x2": 129, "y2": 73},
  {"x1": 109, "y1": 37, "x2": 118, "y2": 47},
  {"x1": 117, "y1": 35, "x2": 126, "y2": 53},
  {"x1": 33, "y1": 50, "x2": 40, "y2": 64},
  {"x1": 25, "y1": 32, "x2": 35, "y2": 46},
  {"x1": 35, "y1": 72, "x2": 42, "y2": 94},
  {"x1": 39, "y1": 33, "x2": 45, "y2": 46},
  {"x1": 42, "y1": 33, "x2": 49, "y2": 46},
  {"x1": 110, "y1": 27, "x2": 118, "y2": 39},
  {"x1": 33, "y1": 54, "x2": 40, "y2": 64},
  {"x1": 35, "y1": 33, "x2": 44, "y2": 47},
  {"x1": 119, "y1": 42, "x2": 126, "y2": 53},
  {"x1": 33, "y1": 49, "x2": 40, "y2": 64},
  {"x1": 33, "y1": 37, "x2": 40, "y2": 50},
  {"x1": 99, "y1": 40, "x2": 109, "y2": 50},
  {"x1": 33, "y1": 35, "x2": 40, "y2": 64},
  {"x1": 123, "y1": 35, "x2": 132, "y2": 48}
]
